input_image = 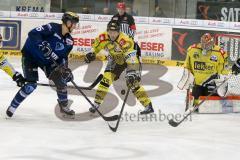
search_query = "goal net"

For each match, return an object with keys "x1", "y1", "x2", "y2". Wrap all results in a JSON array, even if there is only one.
[
  {"x1": 215, "y1": 34, "x2": 240, "y2": 97},
  {"x1": 215, "y1": 33, "x2": 240, "y2": 65}
]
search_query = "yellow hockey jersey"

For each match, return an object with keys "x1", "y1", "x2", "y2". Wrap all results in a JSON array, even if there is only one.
[
  {"x1": 0, "y1": 52, "x2": 16, "y2": 78},
  {"x1": 92, "y1": 31, "x2": 138, "y2": 66},
  {"x1": 184, "y1": 43, "x2": 228, "y2": 85}
]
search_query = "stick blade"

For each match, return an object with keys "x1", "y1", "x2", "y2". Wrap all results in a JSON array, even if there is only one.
[
  {"x1": 88, "y1": 74, "x2": 103, "y2": 89},
  {"x1": 168, "y1": 119, "x2": 179, "y2": 127},
  {"x1": 104, "y1": 115, "x2": 119, "y2": 121},
  {"x1": 109, "y1": 125, "x2": 117, "y2": 132},
  {"x1": 94, "y1": 74, "x2": 103, "y2": 85}
]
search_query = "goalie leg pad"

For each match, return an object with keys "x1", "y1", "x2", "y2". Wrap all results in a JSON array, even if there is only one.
[{"x1": 177, "y1": 68, "x2": 194, "y2": 90}]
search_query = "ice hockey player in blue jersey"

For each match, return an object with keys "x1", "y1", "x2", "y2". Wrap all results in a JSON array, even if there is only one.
[{"x1": 6, "y1": 12, "x2": 79, "y2": 117}]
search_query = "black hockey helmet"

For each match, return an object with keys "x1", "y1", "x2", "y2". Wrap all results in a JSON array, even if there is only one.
[
  {"x1": 62, "y1": 12, "x2": 79, "y2": 24},
  {"x1": 107, "y1": 20, "x2": 120, "y2": 32}
]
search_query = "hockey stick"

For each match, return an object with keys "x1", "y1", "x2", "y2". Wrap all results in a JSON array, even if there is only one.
[
  {"x1": 49, "y1": 58, "x2": 118, "y2": 122},
  {"x1": 71, "y1": 80, "x2": 119, "y2": 121},
  {"x1": 169, "y1": 75, "x2": 232, "y2": 127},
  {"x1": 108, "y1": 87, "x2": 131, "y2": 132},
  {"x1": 185, "y1": 88, "x2": 190, "y2": 111},
  {"x1": 36, "y1": 74, "x2": 103, "y2": 90}
]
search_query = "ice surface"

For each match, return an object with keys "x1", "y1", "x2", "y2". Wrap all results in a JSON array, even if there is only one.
[{"x1": 0, "y1": 58, "x2": 240, "y2": 160}]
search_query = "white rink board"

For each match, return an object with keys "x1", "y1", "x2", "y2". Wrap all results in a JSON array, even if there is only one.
[
  {"x1": 0, "y1": 11, "x2": 239, "y2": 61},
  {"x1": 1, "y1": 17, "x2": 173, "y2": 59}
]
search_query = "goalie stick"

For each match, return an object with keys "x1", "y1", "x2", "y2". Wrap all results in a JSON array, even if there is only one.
[
  {"x1": 108, "y1": 87, "x2": 130, "y2": 132},
  {"x1": 36, "y1": 74, "x2": 103, "y2": 90},
  {"x1": 169, "y1": 75, "x2": 232, "y2": 127}
]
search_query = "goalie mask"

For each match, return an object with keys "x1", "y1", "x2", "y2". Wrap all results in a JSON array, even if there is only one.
[{"x1": 200, "y1": 33, "x2": 214, "y2": 55}]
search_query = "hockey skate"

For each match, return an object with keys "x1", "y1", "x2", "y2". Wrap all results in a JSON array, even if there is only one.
[
  {"x1": 6, "y1": 106, "x2": 16, "y2": 118},
  {"x1": 89, "y1": 102, "x2": 100, "y2": 114},
  {"x1": 140, "y1": 103, "x2": 154, "y2": 115},
  {"x1": 58, "y1": 100, "x2": 75, "y2": 118}
]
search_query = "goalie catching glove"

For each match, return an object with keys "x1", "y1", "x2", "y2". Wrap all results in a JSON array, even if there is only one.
[{"x1": 125, "y1": 70, "x2": 141, "y2": 89}]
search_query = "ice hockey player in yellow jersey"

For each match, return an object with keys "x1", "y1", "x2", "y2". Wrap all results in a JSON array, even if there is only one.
[
  {"x1": 184, "y1": 33, "x2": 228, "y2": 107},
  {"x1": 0, "y1": 34, "x2": 25, "y2": 87},
  {"x1": 84, "y1": 20, "x2": 154, "y2": 115}
]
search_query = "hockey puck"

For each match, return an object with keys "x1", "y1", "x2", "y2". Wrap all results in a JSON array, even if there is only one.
[{"x1": 121, "y1": 89, "x2": 126, "y2": 95}]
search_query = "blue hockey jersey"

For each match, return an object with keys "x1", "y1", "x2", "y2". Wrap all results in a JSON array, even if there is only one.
[{"x1": 22, "y1": 23, "x2": 73, "y2": 67}]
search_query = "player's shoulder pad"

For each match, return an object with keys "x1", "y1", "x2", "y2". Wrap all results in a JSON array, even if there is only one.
[
  {"x1": 65, "y1": 33, "x2": 74, "y2": 46},
  {"x1": 118, "y1": 33, "x2": 133, "y2": 47},
  {"x1": 46, "y1": 22, "x2": 59, "y2": 30},
  {"x1": 119, "y1": 32, "x2": 132, "y2": 40},
  {"x1": 212, "y1": 45, "x2": 226, "y2": 58},
  {"x1": 119, "y1": 37, "x2": 127, "y2": 46},
  {"x1": 187, "y1": 43, "x2": 201, "y2": 51},
  {"x1": 98, "y1": 32, "x2": 108, "y2": 42}
]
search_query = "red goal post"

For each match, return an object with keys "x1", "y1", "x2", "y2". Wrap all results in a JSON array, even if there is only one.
[{"x1": 188, "y1": 93, "x2": 240, "y2": 113}]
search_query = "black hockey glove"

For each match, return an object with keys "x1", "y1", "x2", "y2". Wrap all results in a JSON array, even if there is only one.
[
  {"x1": 38, "y1": 41, "x2": 59, "y2": 61},
  {"x1": 85, "y1": 52, "x2": 96, "y2": 63},
  {"x1": 49, "y1": 65, "x2": 73, "y2": 84},
  {"x1": 232, "y1": 59, "x2": 240, "y2": 75},
  {"x1": 61, "y1": 67, "x2": 73, "y2": 83},
  {"x1": 12, "y1": 72, "x2": 25, "y2": 87},
  {"x1": 126, "y1": 70, "x2": 141, "y2": 88}
]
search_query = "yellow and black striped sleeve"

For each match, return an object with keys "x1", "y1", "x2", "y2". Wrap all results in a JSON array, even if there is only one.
[{"x1": 0, "y1": 52, "x2": 16, "y2": 78}]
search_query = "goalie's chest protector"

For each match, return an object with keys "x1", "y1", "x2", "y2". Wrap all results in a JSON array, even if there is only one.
[{"x1": 188, "y1": 47, "x2": 224, "y2": 85}]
